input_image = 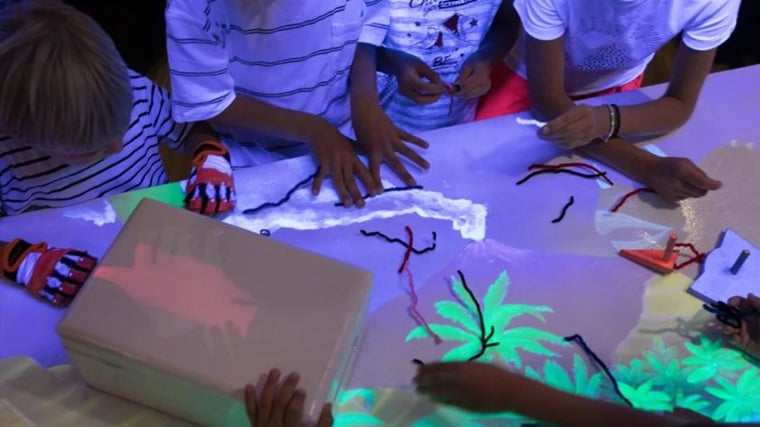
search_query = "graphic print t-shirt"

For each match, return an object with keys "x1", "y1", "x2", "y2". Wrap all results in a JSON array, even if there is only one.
[
  {"x1": 505, "y1": 0, "x2": 741, "y2": 96},
  {"x1": 361, "y1": 0, "x2": 502, "y2": 133}
]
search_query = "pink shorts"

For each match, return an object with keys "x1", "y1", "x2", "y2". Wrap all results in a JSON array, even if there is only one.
[{"x1": 475, "y1": 63, "x2": 644, "y2": 121}]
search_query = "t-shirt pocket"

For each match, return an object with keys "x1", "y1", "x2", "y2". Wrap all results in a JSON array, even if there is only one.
[{"x1": 331, "y1": 0, "x2": 367, "y2": 44}]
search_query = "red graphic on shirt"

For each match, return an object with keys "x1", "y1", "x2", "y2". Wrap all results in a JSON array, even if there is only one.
[
  {"x1": 420, "y1": 13, "x2": 474, "y2": 50},
  {"x1": 443, "y1": 14, "x2": 460, "y2": 36},
  {"x1": 94, "y1": 242, "x2": 257, "y2": 336}
]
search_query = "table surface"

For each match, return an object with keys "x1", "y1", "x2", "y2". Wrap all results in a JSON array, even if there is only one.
[{"x1": 2, "y1": 65, "x2": 759, "y2": 426}]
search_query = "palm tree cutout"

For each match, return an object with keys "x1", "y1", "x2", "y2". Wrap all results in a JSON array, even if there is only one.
[
  {"x1": 525, "y1": 354, "x2": 604, "y2": 399},
  {"x1": 707, "y1": 367, "x2": 760, "y2": 422},
  {"x1": 613, "y1": 334, "x2": 759, "y2": 421},
  {"x1": 406, "y1": 270, "x2": 566, "y2": 366}
]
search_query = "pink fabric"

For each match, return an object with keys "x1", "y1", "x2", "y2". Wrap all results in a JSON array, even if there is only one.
[{"x1": 476, "y1": 63, "x2": 644, "y2": 121}]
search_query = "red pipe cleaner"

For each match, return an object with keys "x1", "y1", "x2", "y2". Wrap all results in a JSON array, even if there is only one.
[
  {"x1": 398, "y1": 226, "x2": 414, "y2": 273},
  {"x1": 610, "y1": 188, "x2": 656, "y2": 212},
  {"x1": 529, "y1": 162, "x2": 614, "y2": 186},
  {"x1": 673, "y1": 242, "x2": 706, "y2": 269},
  {"x1": 399, "y1": 226, "x2": 441, "y2": 344}
]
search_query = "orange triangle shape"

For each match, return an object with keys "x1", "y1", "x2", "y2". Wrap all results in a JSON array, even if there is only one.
[{"x1": 619, "y1": 248, "x2": 681, "y2": 274}]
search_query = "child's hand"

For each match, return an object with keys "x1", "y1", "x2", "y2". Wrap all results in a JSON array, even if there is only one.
[
  {"x1": 393, "y1": 51, "x2": 447, "y2": 105},
  {"x1": 0, "y1": 238, "x2": 97, "y2": 306},
  {"x1": 309, "y1": 122, "x2": 375, "y2": 208},
  {"x1": 539, "y1": 105, "x2": 610, "y2": 149},
  {"x1": 414, "y1": 362, "x2": 515, "y2": 413},
  {"x1": 353, "y1": 104, "x2": 430, "y2": 188},
  {"x1": 244, "y1": 369, "x2": 333, "y2": 427},
  {"x1": 185, "y1": 140, "x2": 236, "y2": 216},
  {"x1": 723, "y1": 293, "x2": 760, "y2": 361},
  {"x1": 453, "y1": 55, "x2": 493, "y2": 99},
  {"x1": 639, "y1": 156, "x2": 722, "y2": 203}
]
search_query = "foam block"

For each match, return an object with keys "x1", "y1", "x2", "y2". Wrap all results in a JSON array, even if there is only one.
[{"x1": 57, "y1": 199, "x2": 372, "y2": 426}]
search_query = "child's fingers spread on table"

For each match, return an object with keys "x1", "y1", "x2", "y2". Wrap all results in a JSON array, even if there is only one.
[
  {"x1": 260, "y1": 369, "x2": 280, "y2": 421},
  {"x1": 387, "y1": 154, "x2": 416, "y2": 187},
  {"x1": 272, "y1": 373, "x2": 300, "y2": 422},
  {"x1": 397, "y1": 143, "x2": 429, "y2": 171},
  {"x1": 244, "y1": 384, "x2": 257, "y2": 424},
  {"x1": 315, "y1": 403, "x2": 333, "y2": 427},
  {"x1": 401, "y1": 131, "x2": 429, "y2": 149},
  {"x1": 342, "y1": 165, "x2": 364, "y2": 208},
  {"x1": 283, "y1": 389, "x2": 305, "y2": 427},
  {"x1": 353, "y1": 160, "x2": 376, "y2": 200},
  {"x1": 312, "y1": 167, "x2": 327, "y2": 196},
  {"x1": 368, "y1": 151, "x2": 383, "y2": 189}
]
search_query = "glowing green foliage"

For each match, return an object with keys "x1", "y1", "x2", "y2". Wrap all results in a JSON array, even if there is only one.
[
  {"x1": 619, "y1": 379, "x2": 673, "y2": 412},
  {"x1": 335, "y1": 388, "x2": 384, "y2": 427},
  {"x1": 525, "y1": 354, "x2": 603, "y2": 398},
  {"x1": 683, "y1": 336, "x2": 746, "y2": 383},
  {"x1": 334, "y1": 413, "x2": 384, "y2": 426},
  {"x1": 406, "y1": 271, "x2": 565, "y2": 366},
  {"x1": 706, "y1": 368, "x2": 760, "y2": 422},
  {"x1": 338, "y1": 389, "x2": 376, "y2": 408},
  {"x1": 614, "y1": 358, "x2": 651, "y2": 385}
]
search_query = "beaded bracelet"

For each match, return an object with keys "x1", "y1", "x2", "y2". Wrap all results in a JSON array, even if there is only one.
[
  {"x1": 601, "y1": 104, "x2": 618, "y2": 143},
  {"x1": 610, "y1": 103, "x2": 621, "y2": 138}
]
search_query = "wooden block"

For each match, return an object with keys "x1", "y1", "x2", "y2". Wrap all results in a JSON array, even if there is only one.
[{"x1": 619, "y1": 248, "x2": 681, "y2": 274}]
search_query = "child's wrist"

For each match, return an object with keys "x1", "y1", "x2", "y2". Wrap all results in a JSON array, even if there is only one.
[{"x1": 304, "y1": 116, "x2": 340, "y2": 145}]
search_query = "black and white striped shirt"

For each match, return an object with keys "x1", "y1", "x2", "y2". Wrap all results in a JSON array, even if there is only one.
[
  {"x1": 165, "y1": 0, "x2": 381, "y2": 167},
  {"x1": 0, "y1": 71, "x2": 191, "y2": 216}
]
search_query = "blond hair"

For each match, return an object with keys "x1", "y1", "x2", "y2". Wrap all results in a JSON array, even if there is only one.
[{"x1": 0, "y1": 0, "x2": 132, "y2": 154}]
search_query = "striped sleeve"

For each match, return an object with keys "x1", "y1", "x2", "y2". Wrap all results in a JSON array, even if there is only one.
[
  {"x1": 359, "y1": 0, "x2": 389, "y2": 46},
  {"x1": 165, "y1": 0, "x2": 236, "y2": 123}
]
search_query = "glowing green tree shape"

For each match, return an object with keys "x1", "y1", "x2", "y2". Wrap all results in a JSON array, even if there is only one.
[
  {"x1": 524, "y1": 354, "x2": 603, "y2": 398},
  {"x1": 682, "y1": 335, "x2": 747, "y2": 384},
  {"x1": 618, "y1": 379, "x2": 673, "y2": 412},
  {"x1": 706, "y1": 367, "x2": 760, "y2": 422},
  {"x1": 642, "y1": 338, "x2": 710, "y2": 414},
  {"x1": 334, "y1": 388, "x2": 384, "y2": 427},
  {"x1": 405, "y1": 270, "x2": 566, "y2": 367}
]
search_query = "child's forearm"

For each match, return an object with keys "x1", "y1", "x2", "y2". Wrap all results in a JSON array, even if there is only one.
[
  {"x1": 376, "y1": 46, "x2": 410, "y2": 78},
  {"x1": 503, "y1": 375, "x2": 697, "y2": 427},
  {"x1": 211, "y1": 95, "x2": 333, "y2": 146},
  {"x1": 180, "y1": 121, "x2": 220, "y2": 157},
  {"x1": 351, "y1": 43, "x2": 382, "y2": 107},
  {"x1": 614, "y1": 46, "x2": 716, "y2": 137},
  {"x1": 577, "y1": 137, "x2": 656, "y2": 181},
  {"x1": 472, "y1": 0, "x2": 520, "y2": 67}
]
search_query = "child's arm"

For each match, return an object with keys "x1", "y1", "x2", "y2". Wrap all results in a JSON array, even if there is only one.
[
  {"x1": 454, "y1": 0, "x2": 520, "y2": 99},
  {"x1": 211, "y1": 96, "x2": 375, "y2": 208},
  {"x1": 414, "y1": 362, "x2": 722, "y2": 427},
  {"x1": 350, "y1": 43, "x2": 430, "y2": 188},
  {"x1": 532, "y1": 37, "x2": 718, "y2": 144},
  {"x1": 165, "y1": 1, "x2": 373, "y2": 208},
  {"x1": 524, "y1": 34, "x2": 722, "y2": 203}
]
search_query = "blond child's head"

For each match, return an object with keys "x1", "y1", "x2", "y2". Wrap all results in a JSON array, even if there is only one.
[{"x1": 0, "y1": 0, "x2": 132, "y2": 162}]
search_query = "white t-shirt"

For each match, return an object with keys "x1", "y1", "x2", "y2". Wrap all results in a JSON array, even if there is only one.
[
  {"x1": 360, "y1": 0, "x2": 501, "y2": 134},
  {"x1": 505, "y1": 0, "x2": 741, "y2": 96},
  {"x1": 0, "y1": 72, "x2": 190, "y2": 216},
  {"x1": 166, "y1": 0, "x2": 373, "y2": 167}
]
